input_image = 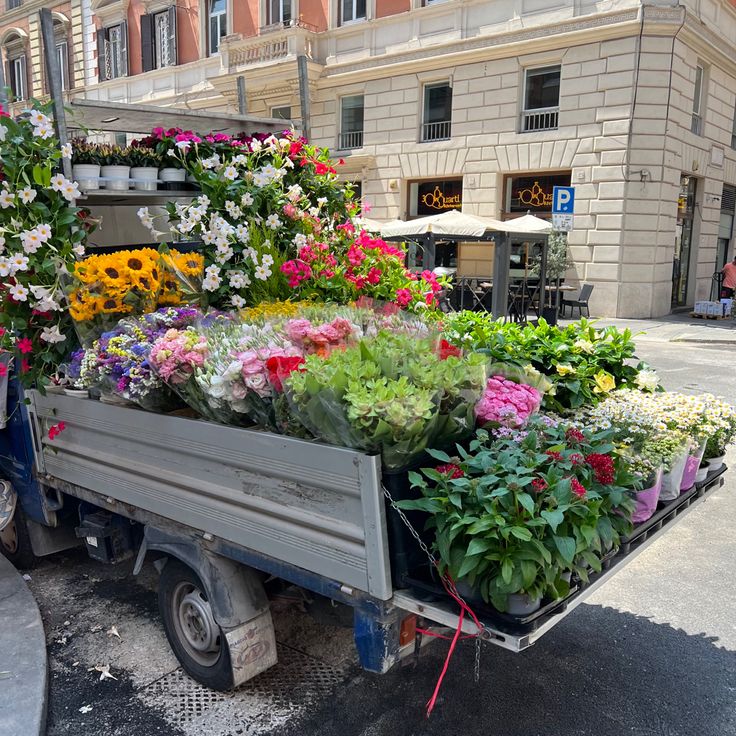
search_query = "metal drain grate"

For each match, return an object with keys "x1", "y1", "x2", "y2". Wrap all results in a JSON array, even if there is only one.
[{"x1": 138, "y1": 644, "x2": 347, "y2": 735}]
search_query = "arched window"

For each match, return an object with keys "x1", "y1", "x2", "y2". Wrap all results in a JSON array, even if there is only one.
[{"x1": 2, "y1": 29, "x2": 28, "y2": 101}]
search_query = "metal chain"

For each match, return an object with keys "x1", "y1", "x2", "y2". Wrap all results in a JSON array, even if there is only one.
[{"x1": 382, "y1": 483, "x2": 486, "y2": 682}]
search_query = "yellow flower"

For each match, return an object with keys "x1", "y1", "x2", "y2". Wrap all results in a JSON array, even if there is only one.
[
  {"x1": 593, "y1": 370, "x2": 616, "y2": 394},
  {"x1": 556, "y1": 363, "x2": 576, "y2": 376}
]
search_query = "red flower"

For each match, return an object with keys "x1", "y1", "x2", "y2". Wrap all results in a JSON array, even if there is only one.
[
  {"x1": 569, "y1": 452, "x2": 585, "y2": 466},
  {"x1": 565, "y1": 427, "x2": 585, "y2": 444},
  {"x1": 570, "y1": 478, "x2": 587, "y2": 499},
  {"x1": 545, "y1": 450, "x2": 562, "y2": 462},
  {"x1": 338, "y1": 158, "x2": 345, "y2": 165},
  {"x1": 48, "y1": 422, "x2": 67, "y2": 440},
  {"x1": 0, "y1": 363, "x2": 7, "y2": 378},
  {"x1": 585, "y1": 453, "x2": 615, "y2": 485},
  {"x1": 21, "y1": 359, "x2": 31, "y2": 373},
  {"x1": 16, "y1": 337, "x2": 33, "y2": 354},
  {"x1": 436, "y1": 464, "x2": 464, "y2": 479},
  {"x1": 0, "y1": 327, "x2": 5, "y2": 337},
  {"x1": 531, "y1": 478, "x2": 548, "y2": 493},
  {"x1": 438, "y1": 339, "x2": 461, "y2": 360},
  {"x1": 266, "y1": 356, "x2": 306, "y2": 393}
]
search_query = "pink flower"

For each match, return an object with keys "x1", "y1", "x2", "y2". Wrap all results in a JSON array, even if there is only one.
[
  {"x1": 570, "y1": 478, "x2": 587, "y2": 499},
  {"x1": 395, "y1": 288, "x2": 412, "y2": 308},
  {"x1": 17, "y1": 337, "x2": 33, "y2": 354},
  {"x1": 474, "y1": 376, "x2": 541, "y2": 428}
]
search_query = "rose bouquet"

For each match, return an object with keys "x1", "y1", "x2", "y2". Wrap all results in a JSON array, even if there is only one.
[{"x1": 474, "y1": 375, "x2": 542, "y2": 429}]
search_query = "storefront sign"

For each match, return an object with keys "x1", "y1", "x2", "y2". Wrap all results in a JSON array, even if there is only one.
[
  {"x1": 506, "y1": 173, "x2": 571, "y2": 213},
  {"x1": 415, "y1": 179, "x2": 463, "y2": 216}
]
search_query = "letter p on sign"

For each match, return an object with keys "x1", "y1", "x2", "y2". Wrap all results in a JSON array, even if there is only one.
[{"x1": 552, "y1": 186, "x2": 574, "y2": 214}]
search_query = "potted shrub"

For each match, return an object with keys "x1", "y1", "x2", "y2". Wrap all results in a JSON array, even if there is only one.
[
  {"x1": 71, "y1": 139, "x2": 102, "y2": 191},
  {"x1": 99, "y1": 144, "x2": 131, "y2": 191},
  {"x1": 400, "y1": 418, "x2": 638, "y2": 615},
  {"x1": 128, "y1": 146, "x2": 161, "y2": 191}
]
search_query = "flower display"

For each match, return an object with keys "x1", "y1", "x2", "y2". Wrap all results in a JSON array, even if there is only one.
[
  {"x1": 474, "y1": 375, "x2": 542, "y2": 428},
  {"x1": 0, "y1": 102, "x2": 94, "y2": 387}
]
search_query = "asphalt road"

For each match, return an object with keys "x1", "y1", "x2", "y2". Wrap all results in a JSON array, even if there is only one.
[{"x1": 32, "y1": 339, "x2": 736, "y2": 736}]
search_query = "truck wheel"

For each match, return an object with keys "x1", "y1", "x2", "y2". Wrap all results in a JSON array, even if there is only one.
[
  {"x1": 0, "y1": 508, "x2": 37, "y2": 570},
  {"x1": 158, "y1": 559, "x2": 234, "y2": 691}
]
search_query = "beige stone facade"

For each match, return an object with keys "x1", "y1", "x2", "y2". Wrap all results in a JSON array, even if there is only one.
[{"x1": 13, "y1": 0, "x2": 736, "y2": 317}]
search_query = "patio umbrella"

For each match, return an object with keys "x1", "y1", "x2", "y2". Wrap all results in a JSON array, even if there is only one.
[
  {"x1": 500, "y1": 213, "x2": 553, "y2": 234},
  {"x1": 380, "y1": 209, "x2": 497, "y2": 239},
  {"x1": 355, "y1": 217, "x2": 385, "y2": 233}
]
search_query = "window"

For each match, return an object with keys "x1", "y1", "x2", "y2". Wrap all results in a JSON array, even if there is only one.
[
  {"x1": 340, "y1": 0, "x2": 366, "y2": 24},
  {"x1": 691, "y1": 64, "x2": 704, "y2": 135},
  {"x1": 522, "y1": 66, "x2": 560, "y2": 132},
  {"x1": 141, "y1": 7, "x2": 177, "y2": 70},
  {"x1": 208, "y1": 0, "x2": 227, "y2": 54},
  {"x1": 271, "y1": 105, "x2": 291, "y2": 120},
  {"x1": 339, "y1": 95, "x2": 364, "y2": 149},
  {"x1": 731, "y1": 104, "x2": 736, "y2": 150},
  {"x1": 7, "y1": 54, "x2": 26, "y2": 100},
  {"x1": 56, "y1": 41, "x2": 68, "y2": 90},
  {"x1": 422, "y1": 82, "x2": 452, "y2": 142},
  {"x1": 97, "y1": 23, "x2": 128, "y2": 81},
  {"x1": 6, "y1": 0, "x2": 21, "y2": 9},
  {"x1": 268, "y1": 0, "x2": 292, "y2": 26}
]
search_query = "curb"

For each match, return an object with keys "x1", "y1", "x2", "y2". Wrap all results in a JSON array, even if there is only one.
[
  {"x1": 669, "y1": 337, "x2": 736, "y2": 345},
  {"x1": 0, "y1": 554, "x2": 48, "y2": 736}
]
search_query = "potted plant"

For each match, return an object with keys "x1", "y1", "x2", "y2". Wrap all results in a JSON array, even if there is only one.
[
  {"x1": 399, "y1": 418, "x2": 638, "y2": 615},
  {"x1": 128, "y1": 146, "x2": 161, "y2": 191},
  {"x1": 695, "y1": 462, "x2": 709, "y2": 483},
  {"x1": 98, "y1": 144, "x2": 132, "y2": 191},
  {"x1": 71, "y1": 139, "x2": 102, "y2": 191},
  {"x1": 702, "y1": 395, "x2": 736, "y2": 471}
]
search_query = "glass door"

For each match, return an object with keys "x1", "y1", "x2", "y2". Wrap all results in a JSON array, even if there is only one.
[{"x1": 672, "y1": 176, "x2": 697, "y2": 308}]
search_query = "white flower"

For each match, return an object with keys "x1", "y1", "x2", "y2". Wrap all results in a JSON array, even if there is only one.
[
  {"x1": 573, "y1": 339, "x2": 594, "y2": 354},
  {"x1": 0, "y1": 190, "x2": 14, "y2": 209},
  {"x1": 0, "y1": 234, "x2": 5, "y2": 251},
  {"x1": 261, "y1": 253, "x2": 274, "y2": 267},
  {"x1": 249, "y1": 139, "x2": 263, "y2": 152},
  {"x1": 253, "y1": 171, "x2": 270, "y2": 188},
  {"x1": 232, "y1": 154, "x2": 248, "y2": 166},
  {"x1": 261, "y1": 164, "x2": 278, "y2": 180},
  {"x1": 175, "y1": 140, "x2": 191, "y2": 152},
  {"x1": 50, "y1": 174, "x2": 66, "y2": 192},
  {"x1": 33, "y1": 123, "x2": 54, "y2": 140},
  {"x1": 0, "y1": 257, "x2": 11, "y2": 277},
  {"x1": 201, "y1": 155, "x2": 220, "y2": 170},
  {"x1": 245, "y1": 247, "x2": 258, "y2": 263},
  {"x1": 0, "y1": 125, "x2": 6, "y2": 142},
  {"x1": 228, "y1": 271, "x2": 247, "y2": 289},
  {"x1": 293, "y1": 233, "x2": 308, "y2": 248},
  {"x1": 28, "y1": 110, "x2": 49, "y2": 127},
  {"x1": 215, "y1": 246, "x2": 234, "y2": 264},
  {"x1": 61, "y1": 142, "x2": 72, "y2": 159},
  {"x1": 635, "y1": 369, "x2": 660, "y2": 392},
  {"x1": 203, "y1": 275, "x2": 222, "y2": 291},
  {"x1": 20, "y1": 229, "x2": 42, "y2": 254},
  {"x1": 9, "y1": 253, "x2": 29, "y2": 273},
  {"x1": 35, "y1": 223, "x2": 52, "y2": 242},
  {"x1": 222, "y1": 165, "x2": 238, "y2": 181},
  {"x1": 61, "y1": 181, "x2": 80, "y2": 201},
  {"x1": 317, "y1": 197, "x2": 328, "y2": 206},
  {"x1": 254, "y1": 265, "x2": 272, "y2": 281},
  {"x1": 240, "y1": 192, "x2": 254, "y2": 207},
  {"x1": 8, "y1": 282, "x2": 29, "y2": 301},
  {"x1": 73, "y1": 244, "x2": 85, "y2": 257},
  {"x1": 235, "y1": 224, "x2": 249, "y2": 243},
  {"x1": 18, "y1": 187, "x2": 37, "y2": 204},
  {"x1": 286, "y1": 184, "x2": 303, "y2": 202},
  {"x1": 231, "y1": 294, "x2": 246, "y2": 309},
  {"x1": 197, "y1": 195, "x2": 210, "y2": 208},
  {"x1": 266, "y1": 214, "x2": 282, "y2": 230},
  {"x1": 40, "y1": 325, "x2": 66, "y2": 344}
]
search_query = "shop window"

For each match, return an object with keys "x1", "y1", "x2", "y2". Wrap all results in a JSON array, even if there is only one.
[
  {"x1": 268, "y1": 0, "x2": 292, "y2": 26},
  {"x1": 271, "y1": 105, "x2": 292, "y2": 120},
  {"x1": 141, "y1": 7, "x2": 177, "y2": 71},
  {"x1": 422, "y1": 82, "x2": 452, "y2": 142},
  {"x1": 504, "y1": 173, "x2": 571, "y2": 215},
  {"x1": 691, "y1": 64, "x2": 705, "y2": 136},
  {"x1": 409, "y1": 178, "x2": 462, "y2": 217},
  {"x1": 522, "y1": 66, "x2": 560, "y2": 132},
  {"x1": 208, "y1": 0, "x2": 227, "y2": 54},
  {"x1": 340, "y1": 0, "x2": 366, "y2": 24},
  {"x1": 97, "y1": 22, "x2": 128, "y2": 81},
  {"x1": 339, "y1": 95, "x2": 364, "y2": 150}
]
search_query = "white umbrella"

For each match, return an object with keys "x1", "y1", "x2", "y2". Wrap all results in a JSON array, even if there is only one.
[
  {"x1": 499, "y1": 213, "x2": 553, "y2": 234},
  {"x1": 380, "y1": 210, "x2": 497, "y2": 239},
  {"x1": 355, "y1": 217, "x2": 384, "y2": 233}
]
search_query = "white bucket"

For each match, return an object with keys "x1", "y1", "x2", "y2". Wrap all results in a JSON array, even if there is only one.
[
  {"x1": 159, "y1": 168, "x2": 186, "y2": 185},
  {"x1": 101, "y1": 164, "x2": 131, "y2": 191},
  {"x1": 130, "y1": 167, "x2": 159, "y2": 191},
  {"x1": 72, "y1": 163, "x2": 101, "y2": 191}
]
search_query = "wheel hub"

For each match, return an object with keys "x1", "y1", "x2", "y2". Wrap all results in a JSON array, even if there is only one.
[{"x1": 179, "y1": 591, "x2": 218, "y2": 653}]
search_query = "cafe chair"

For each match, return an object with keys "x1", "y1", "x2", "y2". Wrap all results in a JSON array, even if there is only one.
[{"x1": 561, "y1": 283, "x2": 594, "y2": 318}]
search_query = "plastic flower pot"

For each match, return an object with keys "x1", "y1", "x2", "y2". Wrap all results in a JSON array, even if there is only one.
[
  {"x1": 130, "y1": 166, "x2": 159, "y2": 191},
  {"x1": 706, "y1": 455, "x2": 726, "y2": 472},
  {"x1": 680, "y1": 437, "x2": 707, "y2": 492},
  {"x1": 660, "y1": 447, "x2": 688, "y2": 501},
  {"x1": 159, "y1": 168, "x2": 186, "y2": 189},
  {"x1": 72, "y1": 163, "x2": 101, "y2": 191},
  {"x1": 101, "y1": 164, "x2": 131, "y2": 191},
  {"x1": 63, "y1": 388, "x2": 89, "y2": 398},
  {"x1": 506, "y1": 593, "x2": 542, "y2": 616},
  {"x1": 632, "y1": 467, "x2": 663, "y2": 523},
  {"x1": 695, "y1": 463, "x2": 709, "y2": 483}
]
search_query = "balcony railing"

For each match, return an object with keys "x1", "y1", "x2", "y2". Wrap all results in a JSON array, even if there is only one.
[
  {"x1": 521, "y1": 106, "x2": 559, "y2": 132},
  {"x1": 691, "y1": 112, "x2": 702, "y2": 136},
  {"x1": 422, "y1": 120, "x2": 451, "y2": 142},
  {"x1": 223, "y1": 25, "x2": 316, "y2": 71},
  {"x1": 339, "y1": 130, "x2": 363, "y2": 150}
]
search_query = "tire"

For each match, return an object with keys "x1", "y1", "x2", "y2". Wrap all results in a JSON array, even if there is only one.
[
  {"x1": 0, "y1": 507, "x2": 38, "y2": 569},
  {"x1": 158, "y1": 559, "x2": 234, "y2": 691}
]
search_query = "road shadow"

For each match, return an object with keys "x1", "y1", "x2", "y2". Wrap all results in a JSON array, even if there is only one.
[{"x1": 275, "y1": 603, "x2": 736, "y2": 736}]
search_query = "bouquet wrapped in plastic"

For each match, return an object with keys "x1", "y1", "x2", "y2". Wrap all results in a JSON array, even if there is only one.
[
  {"x1": 158, "y1": 247, "x2": 205, "y2": 307},
  {"x1": 79, "y1": 306, "x2": 203, "y2": 411}
]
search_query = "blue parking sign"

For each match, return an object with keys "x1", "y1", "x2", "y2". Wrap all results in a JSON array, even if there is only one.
[{"x1": 552, "y1": 186, "x2": 575, "y2": 214}]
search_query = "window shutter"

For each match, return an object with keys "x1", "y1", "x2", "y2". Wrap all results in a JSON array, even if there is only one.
[
  {"x1": 141, "y1": 14, "x2": 154, "y2": 72},
  {"x1": 19, "y1": 55, "x2": 27, "y2": 100},
  {"x1": 96, "y1": 28, "x2": 107, "y2": 81},
  {"x1": 120, "y1": 20, "x2": 129, "y2": 76},
  {"x1": 168, "y1": 5, "x2": 177, "y2": 65}
]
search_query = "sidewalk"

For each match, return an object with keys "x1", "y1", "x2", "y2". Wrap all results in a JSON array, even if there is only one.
[
  {"x1": 0, "y1": 554, "x2": 47, "y2": 736},
  {"x1": 561, "y1": 312, "x2": 736, "y2": 345}
]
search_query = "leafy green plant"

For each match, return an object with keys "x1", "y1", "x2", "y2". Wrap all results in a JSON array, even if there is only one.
[
  {"x1": 127, "y1": 146, "x2": 161, "y2": 168},
  {"x1": 97, "y1": 144, "x2": 130, "y2": 166},
  {"x1": 399, "y1": 418, "x2": 639, "y2": 611},
  {"x1": 70, "y1": 138, "x2": 101, "y2": 165}
]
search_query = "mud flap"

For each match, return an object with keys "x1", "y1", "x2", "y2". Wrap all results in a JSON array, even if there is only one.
[{"x1": 225, "y1": 610, "x2": 279, "y2": 686}]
